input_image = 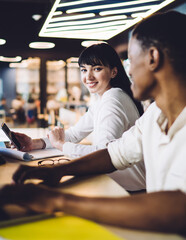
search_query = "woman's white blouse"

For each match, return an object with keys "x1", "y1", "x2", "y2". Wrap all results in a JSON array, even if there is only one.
[
  {"x1": 44, "y1": 88, "x2": 146, "y2": 190},
  {"x1": 46, "y1": 88, "x2": 139, "y2": 157}
]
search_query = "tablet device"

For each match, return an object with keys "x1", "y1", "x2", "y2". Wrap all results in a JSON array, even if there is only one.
[{"x1": 1, "y1": 122, "x2": 21, "y2": 150}]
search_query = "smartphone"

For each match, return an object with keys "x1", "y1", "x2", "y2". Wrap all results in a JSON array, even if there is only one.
[
  {"x1": 1, "y1": 122, "x2": 21, "y2": 150},
  {"x1": 0, "y1": 153, "x2": 6, "y2": 165}
]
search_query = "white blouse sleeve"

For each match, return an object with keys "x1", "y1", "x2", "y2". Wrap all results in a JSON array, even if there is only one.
[
  {"x1": 43, "y1": 106, "x2": 94, "y2": 150},
  {"x1": 63, "y1": 90, "x2": 139, "y2": 158},
  {"x1": 64, "y1": 107, "x2": 94, "y2": 143},
  {"x1": 44, "y1": 89, "x2": 140, "y2": 158}
]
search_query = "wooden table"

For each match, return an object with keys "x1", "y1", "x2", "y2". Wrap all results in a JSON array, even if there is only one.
[
  {"x1": 0, "y1": 128, "x2": 185, "y2": 240},
  {"x1": 0, "y1": 157, "x2": 184, "y2": 240}
]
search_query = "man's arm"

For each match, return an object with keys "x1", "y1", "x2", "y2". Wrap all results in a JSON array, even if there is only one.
[
  {"x1": 13, "y1": 149, "x2": 116, "y2": 185},
  {"x1": 59, "y1": 190, "x2": 186, "y2": 234},
  {"x1": 1, "y1": 184, "x2": 185, "y2": 234}
]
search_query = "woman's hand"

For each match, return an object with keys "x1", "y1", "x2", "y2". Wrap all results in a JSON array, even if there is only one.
[
  {"x1": 0, "y1": 184, "x2": 64, "y2": 214},
  {"x1": 47, "y1": 127, "x2": 65, "y2": 151},
  {"x1": 12, "y1": 132, "x2": 46, "y2": 152},
  {"x1": 12, "y1": 165, "x2": 62, "y2": 186},
  {"x1": 11, "y1": 132, "x2": 33, "y2": 152}
]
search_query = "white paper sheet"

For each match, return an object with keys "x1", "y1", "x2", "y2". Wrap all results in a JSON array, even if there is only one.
[{"x1": 0, "y1": 147, "x2": 63, "y2": 161}]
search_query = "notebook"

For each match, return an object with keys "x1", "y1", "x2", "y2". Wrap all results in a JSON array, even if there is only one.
[
  {"x1": 0, "y1": 214, "x2": 124, "y2": 240},
  {"x1": 0, "y1": 146, "x2": 63, "y2": 161}
]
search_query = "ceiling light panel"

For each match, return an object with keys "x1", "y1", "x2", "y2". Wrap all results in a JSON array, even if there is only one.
[{"x1": 39, "y1": 0, "x2": 176, "y2": 40}]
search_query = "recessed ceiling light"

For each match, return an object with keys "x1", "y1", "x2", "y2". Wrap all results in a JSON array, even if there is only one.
[
  {"x1": 32, "y1": 14, "x2": 42, "y2": 21},
  {"x1": 29, "y1": 42, "x2": 55, "y2": 49},
  {"x1": 81, "y1": 40, "x2": 107, "y2": 47},
  {"x1": 0, "y1": 56, "x2": 22, "y2": 62},
  {"x1": 0, "y1": 38, "x2": 6, "y2": 45}
]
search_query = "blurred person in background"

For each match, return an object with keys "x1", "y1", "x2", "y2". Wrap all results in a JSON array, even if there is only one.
[
  {"x1": 24, "y1": 97, "x2": 37, "y2": 124},
  {"x1": 11, "y1": 94, "x2": 25, "y2": 124}
]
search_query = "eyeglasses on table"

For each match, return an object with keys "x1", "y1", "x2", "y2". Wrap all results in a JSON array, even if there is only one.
[{"x1": 38, "y1": 157, "x2": 70, "y2": 166}]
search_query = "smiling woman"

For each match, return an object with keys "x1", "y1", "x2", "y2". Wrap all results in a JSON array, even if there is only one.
[{"x1": 12, "y1": 43, "x2": 145, "y2": 191}]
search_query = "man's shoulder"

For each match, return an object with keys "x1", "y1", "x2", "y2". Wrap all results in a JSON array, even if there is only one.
[
  {"x1": 143, "y1": 102, "x2": 160, "y2": 115},
  {"x1": 136, "y1": 102, "x2": 161, "y2": 126}
]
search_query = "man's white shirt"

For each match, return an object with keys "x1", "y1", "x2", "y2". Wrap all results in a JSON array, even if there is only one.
[{"x1": 108, "y1": 103, "x2": 186, "y2": 193}]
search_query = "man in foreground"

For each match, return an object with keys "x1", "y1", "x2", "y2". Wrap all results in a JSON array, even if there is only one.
[{"x1": 0, "y1": 11, "x2": 186, "y2": 234}]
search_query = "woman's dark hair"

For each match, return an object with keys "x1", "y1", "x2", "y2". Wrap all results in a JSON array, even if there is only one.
[{"x1": 78, "y1": 43, "x2": 143, "y2": 116}]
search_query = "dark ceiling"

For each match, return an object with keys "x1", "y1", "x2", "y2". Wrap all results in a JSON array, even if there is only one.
[
  {"x1": 0, "y1": 0, "x2": 185, "y2": 64},
  {"x1": 0, "y1": 0, "x2": 86, "y2": 60}
]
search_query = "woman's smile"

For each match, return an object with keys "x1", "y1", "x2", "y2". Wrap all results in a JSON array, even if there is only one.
[
  {"x1": 86, "y1": 81, "x2": 98, "y2": 88},
  {"x1": 80, "y1": 64, "x2": 115, "y2": 96}
]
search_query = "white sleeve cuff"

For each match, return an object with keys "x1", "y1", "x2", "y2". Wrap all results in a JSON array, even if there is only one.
[{"x1": 42, "y1": 137, "x2": 53, "y2": 149}]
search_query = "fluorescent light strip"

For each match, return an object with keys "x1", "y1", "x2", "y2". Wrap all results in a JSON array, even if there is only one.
[
  {"x1": 45, "y1": 25, "x2": 125, "y2": 36},
  {"x1": 131, "y1": 12, "x2": 147, "y2": 18},
  {"x1": 53, "y1": 11, "x2": 63, "y2": 16},
  {"x1": 45, "y1": 25, "x2": 124, "y2": 34},
  {"x1": 58, "y1": 0, "x2": 104, "y2": 8},
  {"x1": 48, "y1": 15, "x2": 127, "y2": 28},
  {"x1": 45, "y1": 29, "x2": 125, "y2": 39},
  {"x1": 46, "y1": 19, "x2": 131, "y2": 32},
  {"x1": 50, "y1": 13, "x2": 95, "y2": 22},
  {"x1": 66, "y1": 0, "x2": 159, "y2": 14},
  {"x1": 40, "y1": 13, "x2": 96, "y2": 36},
  {"x1": 50, "y1": 31, "x2": 119, "y2": 40},
  {"x1": 100, "y1": 5, "x2": 156, "y2": 15},
  {"x1": 41, "y1": 28, "x2": 123, "y2": 39}
]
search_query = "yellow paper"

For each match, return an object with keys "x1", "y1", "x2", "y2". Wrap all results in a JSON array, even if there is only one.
[{"x1": 0, "y1": 215, "x2": 124, "y2": 240}]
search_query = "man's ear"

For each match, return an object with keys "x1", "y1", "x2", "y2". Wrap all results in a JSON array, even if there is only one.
[{"x1": 148, "y1": 47, "x2": 162, "y2": 72}]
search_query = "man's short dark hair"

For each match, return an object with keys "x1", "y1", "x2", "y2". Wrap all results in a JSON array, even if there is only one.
[{"x1": 132, "y1": 11, "x2": 186, "y2": 80}]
